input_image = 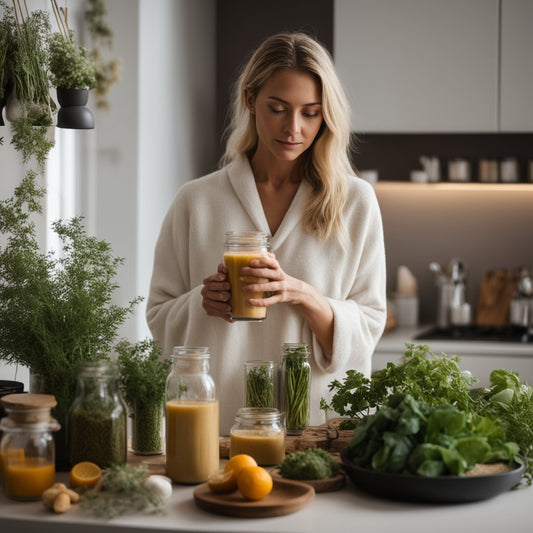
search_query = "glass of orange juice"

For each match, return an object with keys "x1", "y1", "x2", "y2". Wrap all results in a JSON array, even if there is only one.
[{"x1": 224, "y1": 231, "x2": 270, "y2": 321}]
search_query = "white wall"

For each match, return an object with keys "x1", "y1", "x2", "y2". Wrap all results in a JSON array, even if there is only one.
[{"x1": 0, "y1": 0, "x2": 217, "y2": 386}]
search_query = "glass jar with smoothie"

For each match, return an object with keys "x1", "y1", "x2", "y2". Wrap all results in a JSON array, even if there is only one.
[
  {"x1": 0, "y1": 393, "x2": 59, "y2": 500},
  {"x1": 230, "y1": 407, "x2": 285, "y2": 466},
  {"x1": 165, "y1": 346, "x2": 219, "y2": 484},
  {"x1": 224, "y1": 231, "x2": 270, "y2": 321}
]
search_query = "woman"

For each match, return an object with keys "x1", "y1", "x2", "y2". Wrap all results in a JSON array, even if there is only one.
[{"x1": 146, "y1": 32, "x2": 387, "y2": 434}]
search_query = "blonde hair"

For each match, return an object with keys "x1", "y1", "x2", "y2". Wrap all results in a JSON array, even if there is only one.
[{"x1": 221, "y1": 32, "x2": 353, "y2": 242}]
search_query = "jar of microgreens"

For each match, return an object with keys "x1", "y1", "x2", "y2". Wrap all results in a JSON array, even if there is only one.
[
  {"x1": 244, "y1": 360, "x2": 277, "y2": 408},
  {"x1": 68, "y1": 360, "x2": 127, "y2": 468},
  {"x1": 280, "y1": 343, "x2": 311, "y2": 435}
]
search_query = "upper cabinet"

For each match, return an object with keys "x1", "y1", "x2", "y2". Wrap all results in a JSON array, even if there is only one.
[
  {"x1": 334, "y1": 0, "x2": 533, "y2": 133},
  {"x1": 500, "y1": 0, "x2": 533, "y2": 131}
]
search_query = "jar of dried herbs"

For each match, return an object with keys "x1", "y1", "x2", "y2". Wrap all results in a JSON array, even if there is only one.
[
  {"x1": 68, "y1": 360, "x2": 127, "y2": 468},
  {"x1": 280, "y1": 343, "x2": 311, "y2": 435},
  {"x1": 244, "y1": 360, "x2": 277, "y2": 408}
]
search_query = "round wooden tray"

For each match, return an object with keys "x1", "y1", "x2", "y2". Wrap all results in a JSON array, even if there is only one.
[
  {"x1": 193, "y1": 477, "x2": 314, "y2": 518},
  {"x1": 270, "y1": 468, "x2": 346, "y2": 493}
]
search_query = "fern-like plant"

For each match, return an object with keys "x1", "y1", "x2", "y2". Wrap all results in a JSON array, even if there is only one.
[{"x1": 0, "y1": 172, "x2": 141, "y2": 447}]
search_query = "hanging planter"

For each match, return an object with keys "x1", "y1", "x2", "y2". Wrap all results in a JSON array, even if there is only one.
[
  {"x1": 48, "y1": 1, "x2": 96, "y2": 130},
  {"x1": 56, "y1": 87, "x2": 94, "y2": 129}
]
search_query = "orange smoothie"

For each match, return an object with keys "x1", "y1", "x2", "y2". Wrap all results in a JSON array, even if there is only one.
[
  {"x1": 5, "y1": 457, "x2": 55, "y2": 500},
  {"x1": 165, "y1": 400, "x2": 219, "y2": 484},
  {"x1": 230, "y1": 430, "x2": 285, "y2": 465},
  {"x1": 224, "y1": 251, "x2": 267, "y2": 320}
]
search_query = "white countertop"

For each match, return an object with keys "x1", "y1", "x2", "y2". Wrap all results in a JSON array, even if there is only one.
[{"x1": 1, "y1": 470, "x2": 532, "y2": 533}]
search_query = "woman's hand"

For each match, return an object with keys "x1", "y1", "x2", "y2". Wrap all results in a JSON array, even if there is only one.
[
  {"x1": 201, "y1": 263, "x2": 233, "y2": 322},
  {"x1": 240, "y1": 252, "x2": 304, "y2": 307}
]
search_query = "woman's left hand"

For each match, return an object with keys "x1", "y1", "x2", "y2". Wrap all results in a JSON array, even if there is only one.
[{"x1": 240, "y1": 252, "x2": 305, "y2": 307}]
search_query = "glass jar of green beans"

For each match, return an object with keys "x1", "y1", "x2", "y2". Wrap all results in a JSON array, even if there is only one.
[
  {"x1": 280, "y1": 343, "x2": 311, "y2": 435},
  {"x1": 244, "y1": 361, "x2": 277, "y2": 408}
]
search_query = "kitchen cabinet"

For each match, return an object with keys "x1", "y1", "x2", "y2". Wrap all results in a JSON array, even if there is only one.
[
  {"x1": 334, "y1": 0, "x2": 499, "y2": 132},
  {"x1": 334, "y1": 0, "x2": 533, "y2": 133},
  {"x1": 500, "y1": 0, "x2": 533, "y2": 131}
]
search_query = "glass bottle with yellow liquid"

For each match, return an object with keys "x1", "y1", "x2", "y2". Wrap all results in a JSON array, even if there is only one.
[
  {"x1": 0, "y1": 393, "x2": 59, "y2": 500},
  {"x1": 165, "y1": 346, "x2": 219, "y2": 484},
  {"x1": 224, "y1": 231, "x2": 270, "y2": 321}
]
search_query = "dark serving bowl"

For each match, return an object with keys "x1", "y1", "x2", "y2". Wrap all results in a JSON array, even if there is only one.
[{"x1": 340, "y1": 447, "x2": 525, "y2": 503}]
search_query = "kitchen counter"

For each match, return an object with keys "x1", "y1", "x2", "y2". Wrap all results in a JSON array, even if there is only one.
[
  {"x1": 1, "y1": 469, "x2": 531, "y2": 533},
  {"x1": 374, "y1": 325, "x2": 533, "y2": 386}
]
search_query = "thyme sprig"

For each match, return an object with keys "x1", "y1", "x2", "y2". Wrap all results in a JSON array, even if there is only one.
[{"x1": 82, "y1": 464, "x2": 164, "y2": 519}]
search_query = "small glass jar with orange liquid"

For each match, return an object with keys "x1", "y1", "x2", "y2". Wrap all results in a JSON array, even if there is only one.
[
  {"x1": 224, "y1": 231, "x2": 270, "y2": 321},
  {"x1": 230, "y1": 407, "x2": 285, "y2": 466},
  {"x1": 165, "y1": 346, "x2": 219, "y2": 484},
  {"x1": 0, "y1": 393, "x2": 59, "y2": 500}
]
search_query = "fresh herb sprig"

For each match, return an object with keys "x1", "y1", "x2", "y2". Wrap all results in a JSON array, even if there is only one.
[
  {"x1": 82, "y1": 464, "x2": 164, "y2": 519},
  {"x1": 246, "y1": 363, "x2": 275, "y2": 408},
  {"x1": 0, "y1": 173, "x2": 141, "y2": 427},
  {"x1": 282, "y1": 345, "x2": 311, "y2": 432},
  {"x1": 117, "y1": 339, "x2": 171, "y2": 454},
  {"x1": 321, "y1": 344, "x2": 477, "y2": 427}
]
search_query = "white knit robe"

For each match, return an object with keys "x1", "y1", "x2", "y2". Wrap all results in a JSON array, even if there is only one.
[{"x1": 146, "y1": 156, "x2": 387, "y2": 434}]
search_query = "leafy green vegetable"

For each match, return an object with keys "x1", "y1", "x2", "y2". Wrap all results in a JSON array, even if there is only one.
[
  {"x1": 322, "y1": 344, "x2": 477, "y2": 428},
  {"x1": 347, "y1": 393, "x2": 519, "y2": 477},
  {"x1": 279, "y1": 447, "x2": 339, "y2": 480},
  {"x1": 469, "y1": 369, "x2": 533, "y2": 484}
]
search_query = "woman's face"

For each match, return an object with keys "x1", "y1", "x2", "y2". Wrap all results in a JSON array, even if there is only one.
[{"x1": 246, "y1": 69, "x2": 323, "y2": 164}]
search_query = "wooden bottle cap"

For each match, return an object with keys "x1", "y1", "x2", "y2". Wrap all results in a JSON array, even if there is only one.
[{"x1": 1, "y1": 393, "x2": 57, "y2": 423}]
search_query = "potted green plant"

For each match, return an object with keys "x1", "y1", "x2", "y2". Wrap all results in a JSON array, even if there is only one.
[
  {"x1": 0, "y1": 172, "x2": 141, "y2": 467},
  {"x1": 49, "y1": 1, "x2": 96, "y2": 129},
  {"x1": 117, "y1": 339, "x2": 171, "y2": 456},
  {"x1": 2, "y1": 1, "x2": 56, "y2": 171},
  {"x1": 0, "y1": 2, "x2": 14, "y2": 126}
]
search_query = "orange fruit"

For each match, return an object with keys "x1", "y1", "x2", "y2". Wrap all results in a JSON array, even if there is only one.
[
  {"x1": 69, "y1": 461, "x2": 102, "y2": 489},
  {"x1": 207, "y1": 470, "x2": 236, "y2": 493},
  {"x1": 223, "y1": 454, "x2": 257, "y2": 488},
  {"x1": 237, "y1": 465, "x2": 273, "y2": 501}
]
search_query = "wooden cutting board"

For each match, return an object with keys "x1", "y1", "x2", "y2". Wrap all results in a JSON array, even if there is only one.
[
  {"x1": 475, "y1": 269, "x2": 516, "y2": 327},
  {"x1": 193, "y1": 477, "x2": 314, "y2": 518}
]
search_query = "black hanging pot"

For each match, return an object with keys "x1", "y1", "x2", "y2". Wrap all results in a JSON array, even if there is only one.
[
  {"x1": 56, "y1": 87, "x2": 95, "y2": 130},
  {"x1": 0, "y1": 81, "x2": 13, "y2": 126}
]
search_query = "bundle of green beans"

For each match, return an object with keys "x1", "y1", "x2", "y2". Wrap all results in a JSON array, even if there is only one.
[
  {"x1": 246, "y1": 364, "x2": 275, "y2": 408},
  {"x1": 282, "y1": 345, "x2": 311, "y2": 432}
]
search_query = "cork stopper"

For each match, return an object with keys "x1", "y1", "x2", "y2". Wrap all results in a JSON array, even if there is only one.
[{"x1": 1, "y1": 393, "x2": 57, "y2": 423}]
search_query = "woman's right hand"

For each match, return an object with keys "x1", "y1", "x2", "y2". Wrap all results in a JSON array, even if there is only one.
[{"x1": 201, "y1": 263, "x2": 233, "y2": 322}]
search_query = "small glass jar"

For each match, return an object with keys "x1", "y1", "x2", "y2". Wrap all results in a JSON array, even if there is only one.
[
  {"x1": 0, "y1": 393, "x2": 59, "y2": 500},
  {"x1": 244, "y1": 360, "x2": 277, "y2": 408},
  {"x1": 130, "y1": 399, "x2": 164, "y2": 456},
  {"x1": 223, "y1": 230, "x2": 270, "y2": 321},
  {"x1": 230, "y1": 407, "x2": 285, "y2": 466},
  {"x1": 165, "y1": 346, "x2": 219, "y2": 484},
  {"x1": 280, "y1": 343, "x2": 311, "y2": 435},
  {"x1": 68, "y1": 360, "x2": 127, "y2": 468}
]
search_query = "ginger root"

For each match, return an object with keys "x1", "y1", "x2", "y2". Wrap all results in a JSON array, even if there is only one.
[{"x1": 42, "y1": 483, "x2": 80, "y2": 514}]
